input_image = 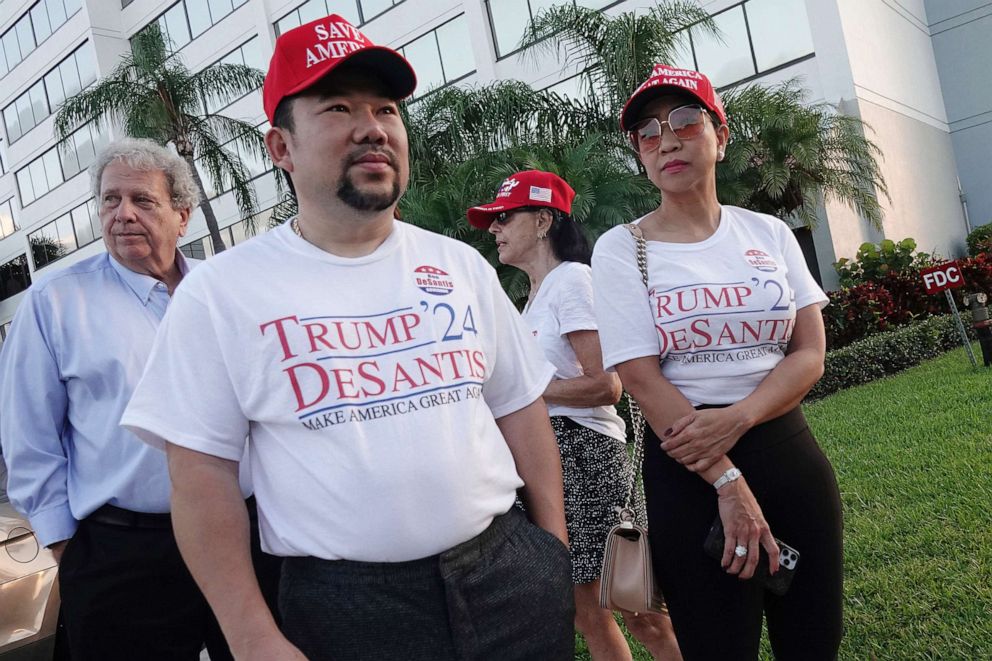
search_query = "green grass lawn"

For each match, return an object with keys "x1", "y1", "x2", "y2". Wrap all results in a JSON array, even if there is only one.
[{"x1": 576, "y1": 346, "x2": 992, "y2": 659}]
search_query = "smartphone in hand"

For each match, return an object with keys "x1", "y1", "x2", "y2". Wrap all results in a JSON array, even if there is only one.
[{"x1": 702, "y1": 517, "x2": 799, "y2": 596}]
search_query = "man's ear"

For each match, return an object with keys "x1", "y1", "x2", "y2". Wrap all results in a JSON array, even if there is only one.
[{"x1": 265, "y1": 126, "x2": 294, "y2": 174}]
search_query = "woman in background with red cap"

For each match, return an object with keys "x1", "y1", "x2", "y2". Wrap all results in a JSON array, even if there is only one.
[
  {"x1": 469, "y1": 171, "x2": 682, "y2": 661},
  {"x1": 591, "y1": 67, "x2": 843, "y2": 659}
]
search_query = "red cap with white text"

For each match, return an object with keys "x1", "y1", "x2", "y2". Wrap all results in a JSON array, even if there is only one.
[
  {"x1": 467, "y1": 170, "x2": 576, "y2": 229},
  {"x1": 263, "y1": 14, "x2": 417, "y2": 123},
  {"x1": 619, "y1": 64, "x2": 727, "y2": 131}
]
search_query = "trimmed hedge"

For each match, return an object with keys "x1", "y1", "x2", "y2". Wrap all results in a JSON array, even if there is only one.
[{"x1": 808, "y1": 313, "x2": 977, "y2": 401}]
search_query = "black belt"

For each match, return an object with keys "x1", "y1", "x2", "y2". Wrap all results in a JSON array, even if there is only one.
[
  {"x1": 87, "y1": 504, "x2": 172, "y2": 529},
  {"x1": 87, "y1": 496, "x2": 258, "y2": 529}
]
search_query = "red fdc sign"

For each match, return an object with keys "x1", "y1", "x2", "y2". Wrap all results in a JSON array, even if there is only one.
[{"x1": 921, "y1": 261, "x2": 965, "y2": 294}]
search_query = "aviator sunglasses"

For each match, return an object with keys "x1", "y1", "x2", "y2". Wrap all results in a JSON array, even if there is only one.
[{"x1": 628, "y1": 105, "x2": 709, "y2": 152}]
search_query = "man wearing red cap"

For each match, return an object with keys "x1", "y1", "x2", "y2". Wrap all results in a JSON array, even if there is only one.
[{"x1": 122, "y1": 14, "x2": 573, "y2": 661}]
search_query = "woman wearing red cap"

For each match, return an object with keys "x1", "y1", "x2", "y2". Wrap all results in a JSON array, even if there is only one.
[
  {"x1": 592, "y1": 67, "x2": 843, "y2": 659},
  {"x1": 468, "y1": 171, "x2": 682, "y2": 661}
]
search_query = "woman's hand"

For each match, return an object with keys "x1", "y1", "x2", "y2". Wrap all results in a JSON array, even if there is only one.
[
  {"x1": 716, "y1": 478, "x2": 779, "y2": 580},
  {"x1": 660, "y1": 406, "x2": 751, "y2": 472}
]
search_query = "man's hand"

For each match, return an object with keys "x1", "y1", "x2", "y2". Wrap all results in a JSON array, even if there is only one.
[{"x1": 48, "y1": 540, "x2": 68, "y2": 564}]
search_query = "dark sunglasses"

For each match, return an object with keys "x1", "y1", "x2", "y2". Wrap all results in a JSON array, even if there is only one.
[
  {"x1": 493, "y1": 206, "x2": 547, "y2": 225},
  {"x1": 628, "y1": 105, "x2": 709, "y2": 152}
]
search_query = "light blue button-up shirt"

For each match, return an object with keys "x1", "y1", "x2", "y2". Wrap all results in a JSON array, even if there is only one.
[{"x1": 0, "y1": 251, "x2": 197, "y2": 547}]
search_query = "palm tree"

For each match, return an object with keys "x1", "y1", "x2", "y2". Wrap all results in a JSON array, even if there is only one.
[
  {"x1": 716, "y1": 81, "x2": 887, "y2": 228},
  {"x1": 55, "y1": 24, "x2": 268, "y2": 254},
  {"x1": 525, "y1": 3, "x2": 888, "y2": 228}
]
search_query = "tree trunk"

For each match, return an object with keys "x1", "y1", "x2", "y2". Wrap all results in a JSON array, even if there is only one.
[{"x1": 185, "y1": 155, "x2": 227, "y2": 255}]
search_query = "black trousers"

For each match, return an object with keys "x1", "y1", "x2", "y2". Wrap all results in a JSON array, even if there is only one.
[
  {"x1": 643, "y1": 407, "x2": 844, "y2": 660},
  {"x1": 57, "y1": 501, "x2": 281, "y2": 661},
  {"x1": 279, "y1": 507, "x2": 575, "y2": 661}
]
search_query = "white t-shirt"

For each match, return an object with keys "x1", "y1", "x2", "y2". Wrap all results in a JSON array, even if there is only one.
[
  {"x1": 122, "y1": 221, "x2": 554, "y2": 562},
  {"x1": 592, "y1": 206, "x2": 827, "y2": 406},
  {"x1": 523, "y1": 262, "x2": 626, "y2": 442}
]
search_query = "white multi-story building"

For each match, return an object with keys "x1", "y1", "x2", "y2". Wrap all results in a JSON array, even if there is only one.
[{"x1": 0, "y1": 0, "x2": 989, "y2": 341}]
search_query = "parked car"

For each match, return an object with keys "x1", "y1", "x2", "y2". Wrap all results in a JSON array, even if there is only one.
[{"x1": 0, "y1": 459, "x2": 59, "y2": 660}]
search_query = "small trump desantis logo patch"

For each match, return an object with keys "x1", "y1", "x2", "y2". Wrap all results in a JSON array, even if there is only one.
[{"x1": 414, "y1": 265, "x2": 455, "y2": 296}]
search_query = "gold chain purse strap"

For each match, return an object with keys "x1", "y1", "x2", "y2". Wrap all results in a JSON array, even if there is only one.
[{"x1": 619, "y1": 222, "x2": 650, "y2": 523}]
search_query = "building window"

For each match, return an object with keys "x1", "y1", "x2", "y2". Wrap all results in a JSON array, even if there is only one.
[
  {"x1": 0, "y1": 199, "x2": 18, "y2": 241},
  {"x1": 0, "y1": 321, "x2": 10, "y2": 344},
  {"x1": 0, "y1": 254, "x2": 31, "y2": 301},
  {"x1": 195, "y1": 121, "x2": 272, "y2": 199},
  {"x1": 0, "y1": 0, "x2": 84, "y2": 78},
  {"x1": 743, "y1": 0, "x2": 814, "y2": 73},
  {"x1": 3, "y1": 41, "x2": 97, "y2": 144},
  {"x1": 398, "y1": 15, "x2": 475, "y2": 99},
  {"x1": 691, "y1": 5, "x2": 754, "y2": 88},
  {"x1": 201, "y1": 37, "x2": 265, "y2": 115},
  {"x1": 29, "y1": 198, "x2": 98, "y2": 269},
  {"x1": 15, "y1": 122, "x2": 107, "y2": 206},
  {"x1": 681, "y1": 0, "x2": 815, "y2": 89},
  {"x1": 273, "y1": 0, "x2": 405, "y2": 36},
  {"x1": 179, "y1": 203, "x2": 278, "y2": 259},
  {"x1": 134, "y1": 0, "x2": 249, "y2": 51}
]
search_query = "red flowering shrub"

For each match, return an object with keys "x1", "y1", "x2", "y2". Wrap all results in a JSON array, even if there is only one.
[{"x1": 824, "y1": 247, "x2": 992, "y2": 350}]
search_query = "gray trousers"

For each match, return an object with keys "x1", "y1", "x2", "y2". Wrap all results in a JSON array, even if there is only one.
[{"x1": 279, "y1": 507, "x2": 575, "y2": 661}]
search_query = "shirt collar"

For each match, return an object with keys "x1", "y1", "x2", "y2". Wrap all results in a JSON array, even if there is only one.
[{"x1": 108, "y1": 250, "x2": 191, "y2": 305}]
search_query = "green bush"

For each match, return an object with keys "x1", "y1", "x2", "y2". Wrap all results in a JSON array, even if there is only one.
[
  {"x1": 808, "y1": 313, "x2": 975, "y2": 400},
  {"x1": 832, "y1": 238, "x2": 938, "y2": 288},
  {"x1": 966, "y1": 223, "x2": 992, "y2": 257}
]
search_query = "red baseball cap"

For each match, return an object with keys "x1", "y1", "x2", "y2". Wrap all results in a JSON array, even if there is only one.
[
  {"x1": 467, "y1": 170, "x2": 576, "y2": 229},
  {"x1": 263, "y1": 14, "x2": 417, "y2": 123},
  {"x1": 619, "y1": 64, "x2": 727, "y2": 131}
]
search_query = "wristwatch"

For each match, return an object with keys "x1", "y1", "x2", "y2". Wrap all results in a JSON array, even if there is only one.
[{"x1": 712, "y1": 467, "x2": 742, "y2": 491}]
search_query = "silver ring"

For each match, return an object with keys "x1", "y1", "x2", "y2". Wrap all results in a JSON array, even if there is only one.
[{"x1": 734, "y1": 544, "x2": 748, "y2": 558}]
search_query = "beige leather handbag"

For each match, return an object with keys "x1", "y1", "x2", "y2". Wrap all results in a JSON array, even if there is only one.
[{"x1": 598, "y1": 223, "x2": 665, "y2": 615}]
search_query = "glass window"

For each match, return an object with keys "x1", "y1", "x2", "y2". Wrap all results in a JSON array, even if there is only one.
[
  {"x1": 60, "y1": 56, "x2": 83, "y2": 99},
  {"x1": 0, "y1": 254, "x2": 31, "y2": 301},
  {"x1": 0, "y1": 38, "x2": 8, "y2": 77},
  {"x1": 488, "y1": 0, "x2": 530, "y2": 57},
  {"x1": 187, "y1": 1, "x2": 211, "y2": 37},
  {"x1": 72, "y1": 203, "x2": 95, "y2": 246},
  {"x1": 42, "y1": 149, "x2": 63, "y2": 191},
  {"x1": 274, "y1": 13, "x2": 301, "y2": 36},
  {"x1": 15, "y1": 18, "x2": 35, "y2": 59},
  {"x1": 5, "y1": 106, "x2": 21, "y2": 142},
  {"x1": 45, "y1": 66, "x2": 67, "y2": 108},
  {"x1": 17, "y1": 168, "x2": 35, "y2": 205},
  {"x1": 29, "y1": 84, "x2": 48, "y2": 124},
  {"x1": 75, "y1": 125, "x2": 96, "y2": 170},
  {"x1": 242, "y1": 37, "x2": 265, "y2": 71},
  {"x1": 76, "y1": 42, "x2": 97, "y2": 87},
  {"x1": 360, "y1": 0, "x2": 393, "y2": 21},
  {"x1": 55, "y1": 214, "x2": 77, "y2": 252},
  {"x1": 29, "y1": 159, "x2": 49, "y2": 198},
  {"x1": 745, "y1": 0, "x2": 814, "y2": 72},
  {"x1": 32, "y1": 4, "x2": 53, "y2": 44},
  {"x1": 15, "y1": 96, "x2": 33, "y2": 134},
  {"x1": 60, "y1": 133, "x2": 81, "y2": 177},
  {"x1": 0, "y1": 200, "x2": 16, "y2": 239},
  {"x1": 298, "y1": 0, "x2": 327, "y2": 24},
  {"x1": 403, "y1": 33, "x2": 443, "y2": 94},
  {"x1": 436, "y1": 16, "x2": 474, "y2": 82},
  {"x1": 163, "y1": 4, "x2": 191, "y2": 49},
  {"x1": 54, "y1": 0, "x2": 74, "y2": 25},
  {"x1": 692, "y1": 5, "x2": 754, "y2": 87},
  {"x1": 208, "y1": 0, "x2": 234, "y2": 24},
  {"x1": 3, "y1": 29, "x2": 22, "y2": 68}
]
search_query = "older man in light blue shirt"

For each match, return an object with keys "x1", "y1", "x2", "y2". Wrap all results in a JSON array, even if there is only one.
[{"x1": 0, "y1": 138, "x2": 274, "y2": 661}]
